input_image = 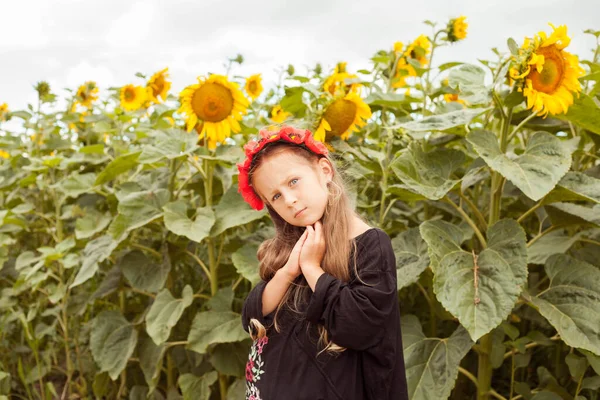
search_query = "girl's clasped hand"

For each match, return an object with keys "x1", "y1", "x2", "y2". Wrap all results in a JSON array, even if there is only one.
[{"x1": 281, "y1": 220, "x2": 326, "y2": 281}]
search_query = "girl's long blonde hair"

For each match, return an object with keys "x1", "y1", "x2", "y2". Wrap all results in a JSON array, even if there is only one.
[{"x1": 247, "y1": 141, "x2": 366, "y2": 355}]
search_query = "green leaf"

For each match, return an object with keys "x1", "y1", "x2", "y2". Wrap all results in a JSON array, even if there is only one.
[
  {"x1": 95, "y1": 151, "x2": 141, "y2": 185},
  {"x1": 547, "y1": 203, "x2": 600, "y2": 226},
  {"x1": 402, "y1": 315, "x2": 473, "y2": 400},
  {"x1": 70, "y1": 235, "x2": 118, "y2": 288},
  {"x1": 119, "y1": 250, "x2": 170, "y2": 293},
  {"x1": 210, "y1": 185, "x2": 267, "y2": 237},
  {"x1": 526, "y1": 254, "x2": 600, "y2": 355},
  {"x1": 53, "y1": 172, "x2": 96, "y2": 199},
  {"x1": 231, "y1": 243, "x2": 261, "y2": 286},
  {"x1": 392, "y1": 227, "x2": 430, "y2": 290},
  {"x1": 226, "y1": 379, "x2": 246, "y2": 400},
  {"x1": 448, "y1": 64, "x2": 490, "y2": 105},
  {"x1": 138, "y1": 129, "x2": 199, "y2": 164},
  {"x1": 507, "y1": 38, "x2": 519, "y2": 56},
  {"x1": 138, "y1": 337, "x2": 166, "y2": 393},
  {"x1": 467, "y1": 130, "x2": 578, "y2": 201},
  {"x1": 420, "y1": 219, "x2": 527, "y2": 340},
  {"x1": 364, "y1": 92, "x2": 410, "y2": 111},
  {"x1": 145, "y1": 285, "x2": 193, "y2": 345},
  {"x1": 390, "y1": 142, "x2": 465, "y2": 200},
  {"x1": 207, "y1": 287, "x2": 234, "y2": 312},
  {"x1": 178, "y1": 372, "x2": 217, "y2": 400},
  {"x1": 399, "y1": 108, "x2": 487, "y2": 133},
  {"x1": 209, "y1": 341, "x2": 251, "y2": 377},
  {"x1": 117, "y1": 188, "x2": 170, "y2": 231},
  {"x1": 527, "y1": 230, "x2": 585, "y2": 264},
  {"x1": 187, "y1": 311, "x2": 248, "y2": 354},
  {"x1": 543, "y1": 172, "x2": 600, "y2": 204},
  {"x1": 163, "y1": 201, "x2": 215, "y2": 243},
  {"x1": 90, "y1": 310, "x2": 138, "y2": 380},
  {"x1": 75, "y1": 209, "x2": 111, "y2": 239},
  {"x1": 556, "y1": 94, "x2": 600, "y2": 136}
]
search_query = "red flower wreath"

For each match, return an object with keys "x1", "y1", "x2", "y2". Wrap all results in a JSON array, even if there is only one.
[{"x1": 237, "y1": 126, "x2": 329, "y2": 210}]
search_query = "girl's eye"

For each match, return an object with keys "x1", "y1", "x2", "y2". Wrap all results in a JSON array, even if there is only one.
[{"x1": 272, "y1": 179, "x2": 298, "y2": 201}]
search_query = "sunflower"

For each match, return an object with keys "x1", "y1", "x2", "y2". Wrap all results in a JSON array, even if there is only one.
[
  {"x1": 120, "y1": 84, "x2": 149, "y2": 111},
  {"x1": 510, "y1": 24, "x2": 584, "y2": 117},
  {"x1": 392, "y1": 58, "x2": 418, "y2": 89},
  {"x1": 178, "y1": 74, "x2": 249, "y2": 150},
  {"x1": 393, "y1": 42, "x2": 404, "y2": 54},
  {"x1": 0, "y1": 103, "x2": 8, "y2": 121},
  {"x1": 314, "y1": 92, "x2": 372, "y2": 142},
  {"x1": 271, "y1": 105, "x2": 291, "y2": 123},
  {"x1": 76, "y1": 81, "x2": 99, "y2": 108},
  {"x1": 323, "y1": 71, "x2": 362, "y2": 96},
  {"x1": 245, "y1": 74, "x2": 264, "y2": 100},
  {"x1": 405, "y1": 35, "x2": 431, "y2": 66},
  {"x1": 0, "y1": 150, "x2": 9, "y2": 159},
  {"x1": 447, "y1": 16, "x2": 468, "y2": 42},
  {"x1": 147, "y1": 67, "x2": 171, "y2": 103}
]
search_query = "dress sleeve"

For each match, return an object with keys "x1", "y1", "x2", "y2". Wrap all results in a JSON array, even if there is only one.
[
  {"x1": 305, "y1": 232, "x2": 398, "y2": 351},
  {"x1": 241, "y1": 280, "x2": 275, "y2": 334}
]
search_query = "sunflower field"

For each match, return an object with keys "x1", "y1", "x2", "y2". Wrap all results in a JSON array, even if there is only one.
[{"x1": 1, "y1": 17, "x2": 600, "y2": 400}]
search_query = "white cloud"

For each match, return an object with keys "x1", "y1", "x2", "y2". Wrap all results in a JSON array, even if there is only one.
[{"x1": 105, "y1": 2, "x2": 156, "y2": 47}]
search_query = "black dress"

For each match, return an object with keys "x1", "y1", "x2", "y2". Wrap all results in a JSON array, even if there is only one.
[{"x1": 241, "y1": 228, "x2": 409, "y2": 400}]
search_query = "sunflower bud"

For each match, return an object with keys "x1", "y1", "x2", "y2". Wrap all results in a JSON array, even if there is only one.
[
  {"x1": 314, "y1": 63, "x2": 323, "y2": 75},
  {"x1": 286, "y1": 64, "x2": 295, "y2": 76},
  {"x1": 34, "y1": 81, "x2": 53, "y2": 102},
  {"x1": 233, "y1": 54, "x2": 244, "y2": 64}
]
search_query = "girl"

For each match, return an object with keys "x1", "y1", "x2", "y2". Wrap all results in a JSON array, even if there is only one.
[{"x1": 237, "y1": 126, "x2": 408, "y2": 400}]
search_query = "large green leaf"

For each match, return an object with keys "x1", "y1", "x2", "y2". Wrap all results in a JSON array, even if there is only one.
[
  {"x1": 556, "y1": 93, "x2": 600, "y2": 136},
  {"x1": 187, "y1": 311, "x2": 248, "y2": 355},
  {"x1": 163, "y1": 201, "x2": 215, "y2": 243},
  {"x1": 138, "y1": 338, "x2": 166, "y2": 394},
  {"x1": 117, "y1": 188, "x2": 170, "y2": 231},
  {"x1": 75, "y1": 209, "x2": 112, "y2": 239},
  {"x1": 231, "y1": 243, "x2": 261, "y2": 287},
  {"x1": 402, "y1": 314, "x2": 473, "y2": 400},
  {"x1": 70, "y1": 235, "x2": 119, "y2": 288},
  {"x1": 543, "y1": 172, "x2": 600, "y2": 204},
  {"x1": 138, "y1": 129, "x2": 199, "y2": 164},
  {"x1": 547, "y1": 203, "x2": 600, "y2": 226},
  {"x1": 178, "y1": 372, "x2": 217, "y2": 400},
  {"x1": 53, "y1": 172, "x2": 96, "y2": 199},
  {"x1": 527, "y1": 230, "x2": 585, "y2": 264},
  {"x1": 390, "y1": 142, "x2": 465, "y2": 200},
  {"x1": 119, "y1": 250, "x2": 170, "y2": 293},
  {"x1": 210, "y1": 185, "x2": 267, "y2": 237},
  {"x1": 525, "y1": 254, "x2": 600, "y2": 355},
  {"x1": 95, "y1": 151, "x2": 141, "y2": 185},
  {"x1": 392, "y1": 227, "x2": 430, "y2": 290},
  {"x1": 145, "y1": 285, "x2": 193, "y2": 345},
  {"x1": 448, "y1": 64, "x2": 491, "y2": 105},
  {"x1": 420, "y1": 219, "x2": 527, "y2": 340},
  {"x1": 209, "y1": 341, "x2": 251, "y2": 377},
  {"x1": 90, "y1": 310, "x2": 138, "y2": 381},
  {"x1": 399, "y1": 108, "x2": 487, "y2": 133},
  {"x1": 467, "y1": 130, "x2": 578, "y2": 201}
]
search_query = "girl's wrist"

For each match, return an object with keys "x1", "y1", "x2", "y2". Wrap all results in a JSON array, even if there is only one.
[{"x1": 277, "y1": 266, "x2": 299, "y2": 282}]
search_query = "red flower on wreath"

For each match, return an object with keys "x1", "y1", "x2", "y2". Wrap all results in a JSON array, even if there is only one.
[{"x1": 237, "y1": 126, "x2": 328, "y2": 211}]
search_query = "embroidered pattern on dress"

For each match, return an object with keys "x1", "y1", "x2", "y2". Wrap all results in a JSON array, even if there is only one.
[{"x1": 245, "y1": 336, "x2": 268, "y2": 400}]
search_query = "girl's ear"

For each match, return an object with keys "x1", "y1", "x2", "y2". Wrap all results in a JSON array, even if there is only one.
[{"x1": 317, "y1": 157, "x2": 334, "y2": 182}]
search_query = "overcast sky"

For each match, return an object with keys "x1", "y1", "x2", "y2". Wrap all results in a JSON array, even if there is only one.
[{"x1": 1, "y1": 0, "x2": 598, "y2": 113}]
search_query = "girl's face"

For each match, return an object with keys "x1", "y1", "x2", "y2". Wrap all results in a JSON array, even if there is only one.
[{"x1": 252, "y1": 151, "x2": 333, "y2": 227}]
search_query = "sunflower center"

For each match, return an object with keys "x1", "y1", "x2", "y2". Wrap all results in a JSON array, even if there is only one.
[
  {"x1": 324, "y1": 99, "x2": 357, "y2": 137},
  {"x1": 124, "y1": 88, "x2": 136, "y2": 102},
  {"x1": 528, "y1": 45, "x2": 565, "y2": 94},
  {"x1": 191, "y1": 82, "x2": 234, "y2": 122},
  {"x1": 248, "y1": 81, "x2": 257, "y2": 93}
]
